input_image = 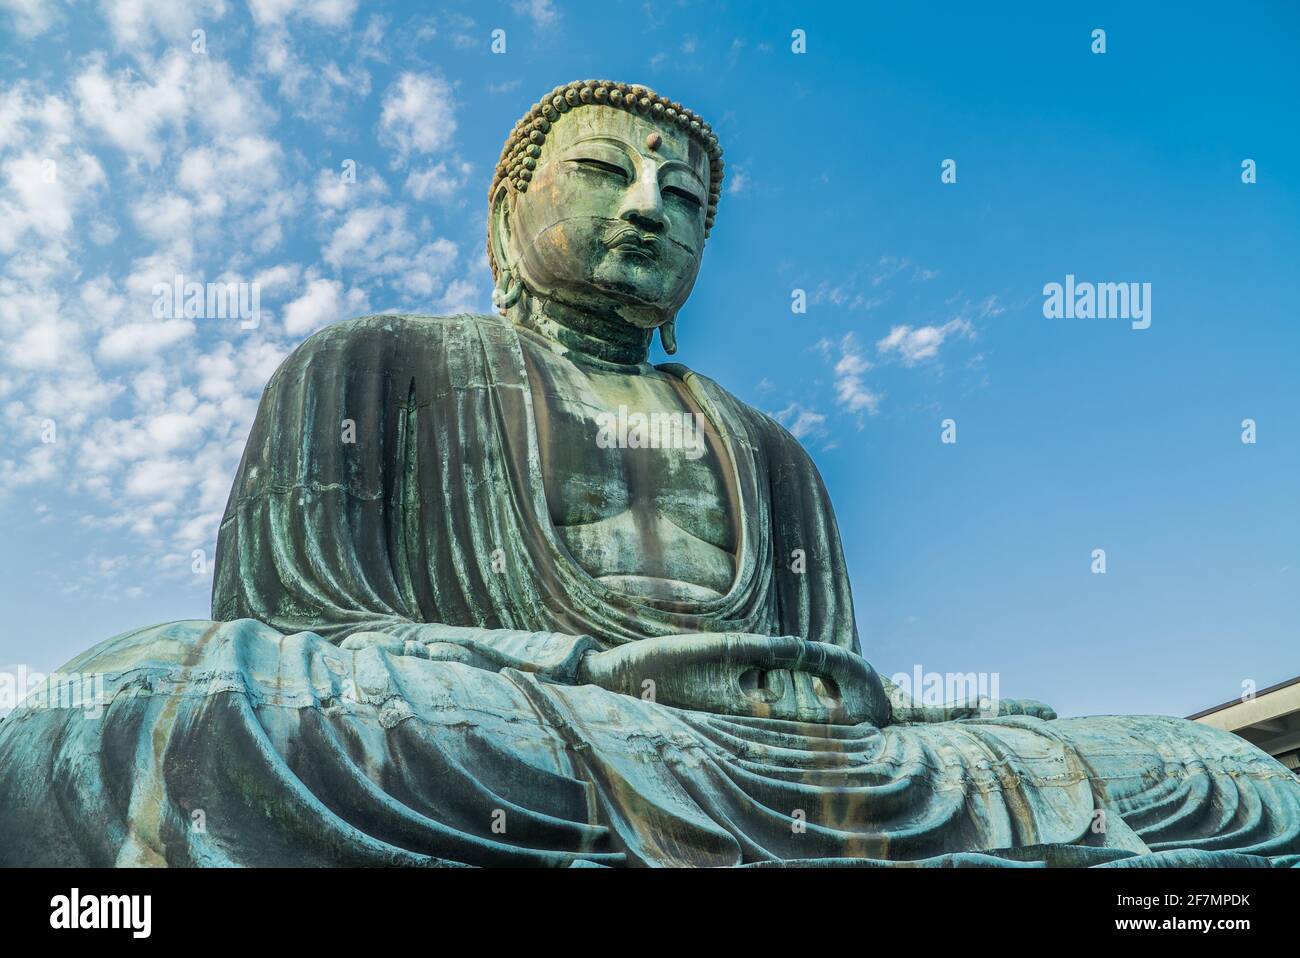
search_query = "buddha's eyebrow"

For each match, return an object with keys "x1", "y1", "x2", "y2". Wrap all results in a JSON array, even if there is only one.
[
  {"x1": 656, "y1": 159, "x2": 707, "y2": 190},
  {"x1": 566, "y1": 133, "x2": 707, "y2": 187},
  {"x1": 564, "y1": 134, "x2": 636, "y2": 161}
]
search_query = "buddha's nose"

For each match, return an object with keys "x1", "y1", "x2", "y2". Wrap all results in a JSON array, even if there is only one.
[{"x1": 618, "y1": 170, "x2": 665, "y2": 233}]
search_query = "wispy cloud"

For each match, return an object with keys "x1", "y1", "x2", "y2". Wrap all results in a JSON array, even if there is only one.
[
  {"x1": 0, "y1": 7, "x2": 485, "y2": 604},
  {"x1": 876, "y1": 318, "x2": 973, "y2": 366},
  {"x1": 817, "y1": 333, "x2": 882, "y2": 419},
  {"x1": 811, "y1": 255, "x2": 938, "y2": 313},
  {"x1": 379, "y1": 72, "x2": 457, "y2": 165},
  {"x1": 774, "y1": 402, "x2": 828, "y2": 440},
  {"x1": 875, "y1": 295, "x2": 1002, "y2": 365},
  {"x1": 513, "y1": 0, "x2": 559, "y2": 28}
]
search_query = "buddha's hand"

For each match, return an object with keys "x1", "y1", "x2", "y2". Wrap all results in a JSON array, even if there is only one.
[
  {"x1": 890, "y1": 696, "x2": 1057, "y2": 723},
  {"x1": 576, "y1": 633, "x2": 890, "y2": 726},
  {"x1": 995, "y1": 698, "x2": 1057, "y2": 720},
  {"x1": 880, "y1": 672, "x2": 1057, "y2": 724},
  {"x1": 338, "y1": 631, "x2": 497, "y2": 668}
]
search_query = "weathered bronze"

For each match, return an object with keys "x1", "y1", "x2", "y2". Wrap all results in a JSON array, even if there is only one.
[{"x1": 1, "y1": 81, "x2": 1297, "y2": 867}]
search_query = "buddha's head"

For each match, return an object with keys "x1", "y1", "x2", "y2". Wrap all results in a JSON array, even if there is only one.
[{"x1": 488, "y1": 81, "x2": 723, "y2": 353}]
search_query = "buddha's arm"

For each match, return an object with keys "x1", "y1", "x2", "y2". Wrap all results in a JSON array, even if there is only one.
[
  {"x1": 341, "y1": 626, "x2": 892, "y2": 726},
  {"x1": 574, "y1": 632, "x2": 891, "y2": 725},
  {"x1": 336, "y1": 621, "x2": 601, "y2": 683},
  {"x1": 879, "y1": 673, "x2": 1057, "y2": 723}
]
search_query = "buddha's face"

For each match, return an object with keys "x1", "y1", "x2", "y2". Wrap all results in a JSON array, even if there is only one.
[{"x1": 497, "y1": 104, "x2": 711, "y2": 329}]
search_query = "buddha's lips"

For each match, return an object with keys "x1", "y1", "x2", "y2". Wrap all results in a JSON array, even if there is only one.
[{"x1": 604, "y1": 227, "x2": 659, "y2": 258}]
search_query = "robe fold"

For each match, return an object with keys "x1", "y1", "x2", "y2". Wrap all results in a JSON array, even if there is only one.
[
  {"x1": 2, "y1": 314, "x2": 1298, "y2": 868},
  {"x1": 211, "y1": 312, "x2": 857, "y2": 653}
]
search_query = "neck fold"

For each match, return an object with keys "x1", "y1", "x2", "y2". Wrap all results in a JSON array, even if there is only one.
[{"x1": 511, "y1": 296, "x2": 653, "y2": 367}]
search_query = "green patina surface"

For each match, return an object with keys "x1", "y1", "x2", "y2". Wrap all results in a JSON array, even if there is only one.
[{"x1": 1, "y1": 80, "x2": 1298, "y2": 867}]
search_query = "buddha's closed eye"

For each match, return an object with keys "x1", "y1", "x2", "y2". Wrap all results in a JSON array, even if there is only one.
[
  {"x1": 571, "y1": 157, "x2": 629, "y2": 180},
  {"x1": 570, "y1": 157, "x2": 703, "y2": 208},
  {"x1": 664, "y1": 185, "x2": 702, "y2": 207}
]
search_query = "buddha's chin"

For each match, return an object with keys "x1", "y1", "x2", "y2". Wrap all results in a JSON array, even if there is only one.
[
  {"x1": 596, "y1": 271, "x2": 692, "y2": 319},
  {"x1": 557, "y1": 278, "x2": 686, "y2": 330}
]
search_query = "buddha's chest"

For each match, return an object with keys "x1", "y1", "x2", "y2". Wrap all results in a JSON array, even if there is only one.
[{"x1": 521, "y1": 339, "x2": 738, "y2": 599}]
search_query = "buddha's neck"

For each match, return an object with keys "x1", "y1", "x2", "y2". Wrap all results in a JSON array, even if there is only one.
[{"x1": 512, "y1": 296, "x2": 652, "y2": 367}]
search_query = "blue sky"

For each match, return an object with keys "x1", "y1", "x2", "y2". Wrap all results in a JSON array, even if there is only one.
[{"x1": 0, "y1": 0, "x2": 1296, "y2": 718}]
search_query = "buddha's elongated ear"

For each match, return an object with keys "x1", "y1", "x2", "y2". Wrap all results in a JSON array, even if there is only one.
[
  {"x1": 658, "y1": 317, "x2": 677, "y2": 354},
  {"x1": 488, "y1": 185, "x2": 523, "y2": 311},
  {"x1": 488, "y1": 184, "x2": 514, "y2": 277}
]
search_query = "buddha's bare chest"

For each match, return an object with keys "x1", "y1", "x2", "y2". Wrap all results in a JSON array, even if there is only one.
[{"x1": 521, "y1": 339, "x2": 738, "y2": 599}]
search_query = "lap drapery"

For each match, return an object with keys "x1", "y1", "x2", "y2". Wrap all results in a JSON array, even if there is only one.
[{"x1": 2, "y1": 619, "x2": 1297, "y2": 868}]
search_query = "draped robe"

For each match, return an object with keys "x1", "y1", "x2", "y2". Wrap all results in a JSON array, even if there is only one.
[{"x1": 2, "y1": 313, "x2": 1298, "y2": 867}]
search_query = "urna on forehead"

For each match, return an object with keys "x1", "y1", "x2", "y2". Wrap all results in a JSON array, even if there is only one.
[
  {"x1": 491, "y1": 80, "x2": 724, "y2": 231},
  {"x1": 543, "y1": 104, "x2": 709, "y2": 171}
]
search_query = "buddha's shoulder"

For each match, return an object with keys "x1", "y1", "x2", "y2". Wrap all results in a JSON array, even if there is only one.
[
  {"x1": 299, "y1": 312, "x2": 502, "y2": 350},
  {"x1": 272, "y1": 313, "x2": 502, "y2": 375}
]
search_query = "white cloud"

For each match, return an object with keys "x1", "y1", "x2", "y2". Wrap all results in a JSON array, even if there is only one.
[
  {"x1": 251, "y1": 263, "x2": 301, "y2": 295},
  {"x1": 322, "y1": 203, "x2": 459, "y2": 298},
  {"x1": 513, "y1": 0, "x2": 559, "y2": 27},
  {"x1": 124, "y1": 456, "x2": 196, "y2": 499},
  {"x1": 121, "y1": 136, "x2": 294, "y2": 274},
  {"x1": 818, "y1": 333, "x2": 881, "y2": 417},
  {"x1": 97, "y1": 320, "x2": 197, "y2": 364},
  {"x1": 0, "y1": 22, "x2": 483, "y2": 596},
  {"x1": 0, "y1": 150, "x2": 106, "y2": 253},
  {"x1": 323, "y1": 205, "x2": 397, "y2": 267},
  {"x1": 73, "y1": 56, "x2": 188, "y2": 166},
  {"x1": 88, "y1": 216, "x2": 120, "y2": 245},
  {"x1": 810, "y1": 256, "x2": 941, "y2": 314},
  {"x1": 131, "y1": 192, "x2": 195, "y2": 249},
  {"x1": 178, "y1": 136, "x2": 280, "y2": 202},
  {"x1": 834, "y1": 344, "x2": 871, "y2": 380},
  {"x1": 315, "y1": 165, "x2": 388, "y2": 210},
  {"x1": 256, "y1": 26, "x2": 371, "y2": 122},
  {"x1": 23, "y1": 371, "x2": 122, "y2": 432},
  {"x1": 195, "y1": 339, "x2": 286, "y2": 399},
  {"x1": 99, "y1": 0, "x2": 229, "y2": 49},
  {"x1": 0, "y1": 0, "x2": 60, "y2": 36},
  {"x1": 282, "y1": 276, "x2": 369, "y2": 337},
  {"x1": 74, "y1": 52, "x2": 274, "y2": 167},
  {"x1": 438, "y1": 277, "x2": 483, "y2": 314},
  {"x1": 145, "y1": 410, "x2": 206, "y2": 450},
  {"x1": 406, "y1": 160, "x2": 472, "y2": 202},
  {"x1": 0, "y1": 84, "x2": 72, "y2": 151},
  {"x1": 870, "y1": 255, "x2": 911, "y2": 287},
  {"x1": 876, "y1": 318, "x2": 973, "y2": 366},
  {"x1": 378, "y1": 72, "x2": 457, "y2": 163},
  {"x1": 248, "y1": 0, "x2": 357, "y2": 28},
  {"x1": 10, "y1": 319, "x2": 66, "y2": 370},
  {"x1": 358, "y1": 15, "x2": 388, "y2": 61},
  {"x1": 774, "y1": 402, "x2": 827, "y2": 440}
]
